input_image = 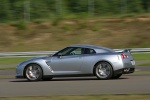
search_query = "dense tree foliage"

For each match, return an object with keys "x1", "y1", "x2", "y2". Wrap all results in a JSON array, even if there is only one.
[{"x1": 0, "y1": 0, "x2": 149, "y2": 22}]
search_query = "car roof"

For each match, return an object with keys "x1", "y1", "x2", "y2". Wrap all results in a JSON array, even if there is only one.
[
  {"x1": 69, "y1": 44, "x2": 115, "y2": 52},
  {"x1": 69, "y1": 44, "x2": 101, "y2": 48}
]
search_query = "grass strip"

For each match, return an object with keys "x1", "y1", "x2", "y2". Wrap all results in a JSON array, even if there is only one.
[
  {"x1": 0, "y1": 95, "x2": 150, "y2": 100},
  {"x1": 132, "y1": 53, "x2": 150, "y2": 61},
  {"x1": 0, "y1": 53, "x2": 149, "y2": 64},
  {"x1": 0, "y1": 67, "x2": 15, "y2": 70},
  {"x1": 0, "y1": 57, "x2": 33, "y2": 64}
]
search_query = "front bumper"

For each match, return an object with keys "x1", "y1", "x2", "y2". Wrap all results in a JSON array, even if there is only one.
[{"x1": 16, "y1": 63, "x2": 25, "y2": 79}]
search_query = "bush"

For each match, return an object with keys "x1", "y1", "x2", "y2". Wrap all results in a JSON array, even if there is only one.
[
  {"x1": 52, "y1": 17, "x2": 62, "y2": 26},
  {"x1": 10, "y1": 21, "x2": 27, "y2": 30},
  {"x1": 61, "y1": 25, "x2": 73, "y2": 31}
]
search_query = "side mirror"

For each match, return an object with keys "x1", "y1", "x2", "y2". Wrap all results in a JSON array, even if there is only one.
[{"x1": 58, "y1": 53, "x2": 62, "y2": 58}]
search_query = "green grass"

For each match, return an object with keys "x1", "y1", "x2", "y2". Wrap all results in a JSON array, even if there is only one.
[
  {"x1": 132, "y1": 53, "x2": 150, "y2": 61},
  {"x1": 0, "y1": 57, "x2": 33, "y2": 64},
  {"x1": 0, "y1": 95, "x2": 150, "y2": 100},
  {"x1": 0, "y1": 67, "x2": 15, "y2": 70}
]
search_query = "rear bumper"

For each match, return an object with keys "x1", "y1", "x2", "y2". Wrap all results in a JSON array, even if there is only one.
[
  {"x1": 114, "y1": 68, "x2": 135, "y2": 75},
  {"x1": 123, "y1": 68, "x2": 135, "y2": 74}
]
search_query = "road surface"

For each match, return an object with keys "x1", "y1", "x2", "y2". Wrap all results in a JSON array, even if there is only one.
[
  {"x1": 0, "y1": 65, "x2": 150, "y2": 97},
  {"x1": 0, "y1": 75, "x2": 150, "y2": 97}
]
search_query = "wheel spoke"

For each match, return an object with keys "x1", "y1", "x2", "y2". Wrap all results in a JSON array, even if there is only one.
[
  {"x1": 98, "y1": 64, "x2": 102, "y2": 69},
  {"x1": 29, "y1": 66, "x2": 33, "y2": 71}
]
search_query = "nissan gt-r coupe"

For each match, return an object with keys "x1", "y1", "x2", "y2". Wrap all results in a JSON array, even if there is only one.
[{"x1": 16, "y1": 44, "x2": 135, "y2": 81}]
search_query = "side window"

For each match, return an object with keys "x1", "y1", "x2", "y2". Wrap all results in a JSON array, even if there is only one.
[
  {"x1": 69, "y1": 48, "x2": 83, "y2": 55},
  {"x1": 84, "y1": 48, "x2": 96, "y2": 54},
  {"x1": 61, "y1": 48, "x2": 73, "y2": 56},
  {"x1": 53, "y1": 47, "x2": 84, "y2": 56},
  {"x1": 53, "y1": 47, "x2": 73, "y2": 56},
  {"x1": 53, "y1": 47, "x2": 96, "y2": 56}
]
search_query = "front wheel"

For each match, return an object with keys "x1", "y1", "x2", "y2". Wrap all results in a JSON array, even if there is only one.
[
  {"x1": 25, "y1": 64, "x2": 43, "y2": 81},
  {"x1": 95, "y1": 62, "x2": 113, "y2": 80}
]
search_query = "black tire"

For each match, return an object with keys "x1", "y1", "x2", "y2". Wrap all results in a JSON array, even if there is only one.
[
  {"x1": 25, "y1": 64, "x2": 43, "y2": 81},
  {"x1": 112, "y1": 73, "x2": 122, "y2": 79},
  {"x1": 42, "y1": 77, "x2": 53, "y2": 81},
  {"x1": 94, "y1": 62, "x2": 113, "y2": 80}
]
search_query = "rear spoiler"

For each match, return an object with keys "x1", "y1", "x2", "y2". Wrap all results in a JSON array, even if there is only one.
[{"x1": 115, "y1": 49, "x2": 132, "y2": 53}]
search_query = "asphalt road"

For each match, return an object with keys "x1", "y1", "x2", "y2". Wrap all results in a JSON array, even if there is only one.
[
  {"x1": 0, "y1": 65, "x2": 150, "y2": 97},
  {"x1": 0, "y1": 75, "x2": 150, "y2": 97}
]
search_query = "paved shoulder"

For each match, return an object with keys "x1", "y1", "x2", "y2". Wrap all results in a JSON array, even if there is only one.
[{"x1": 136, "y1": 66, "x2": 150, "y2": 71}]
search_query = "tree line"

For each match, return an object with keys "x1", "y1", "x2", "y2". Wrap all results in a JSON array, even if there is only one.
[{"x1": 0, "y1": 0, "x2": 150, "y2": 22}]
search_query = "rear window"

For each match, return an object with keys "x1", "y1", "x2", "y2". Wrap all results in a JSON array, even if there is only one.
[{"x1": 83, "y1": 48, "x2": 96, "y2": 54}]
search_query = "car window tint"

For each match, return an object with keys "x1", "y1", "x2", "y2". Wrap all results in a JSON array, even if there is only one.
[
  {"x1": 69, "y1": 48, "x2": 82, "y2": 55},
  {"x1": 53, "y1": 47, "x2": 96, "y2": 56},
  {"x1": 84, "y1": 48, "x2": 96, "y2": 54},
  {"x1": 61, "y1": 48, "x2": 73, "y2": 56},
  {"x1": 53, "y1": 47, "x2": 73, "y2": 56}
]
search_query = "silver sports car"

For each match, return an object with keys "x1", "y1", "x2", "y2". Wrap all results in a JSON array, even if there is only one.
[{"x1": 16, "y1": 44, "x2": 135, "y2": 81}]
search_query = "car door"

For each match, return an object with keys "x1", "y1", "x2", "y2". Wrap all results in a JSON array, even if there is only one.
[
  {"x1": 48, "y1": 47, "x2": 83, "y2": 74},
  {"x1": 80, "y1": 48, "x2": 97, "y2": 73}
]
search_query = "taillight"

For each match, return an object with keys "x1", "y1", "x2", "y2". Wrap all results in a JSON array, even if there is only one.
[
  {"x1": 121, "y1": 53, "x2": 128, "y2": 59},
  {"x1": 125, "y1": 55, "x2": 128, "y2": 58}
]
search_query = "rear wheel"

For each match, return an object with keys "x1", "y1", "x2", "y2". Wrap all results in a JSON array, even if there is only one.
[
  {"x1": 95, "y1": 62, "x2": 113, "y2": 80},
  {"x1": 25, "y1": 64, "x2": 42, "y2": 81},
  {"x1": 112, "y1": 73, "x2": 122, "y2": 79}
]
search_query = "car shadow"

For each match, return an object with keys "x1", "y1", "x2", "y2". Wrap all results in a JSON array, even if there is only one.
[
  {"x1": 10, "y1": 77, "x2": 128, "y2": 82},
  {"x1": 49, "y1": 77, "x2": 128, "y2": 81}
]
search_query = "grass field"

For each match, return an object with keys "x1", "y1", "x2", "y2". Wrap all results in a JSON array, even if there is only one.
[
  {"x1": 0, "y1": 95, "x2": 150, "y2": 100},
  {"x1": 132, "y1": 53, "x2": 150, "y2": 61},
  {"x1": 0, "y1": 17, "x2": 150, "y2": 52},
  {"x1": 0, "y1": 17, "x2": 149, "y2": 67},
  {"x1": 0, "y1": 57, "x2": 33, "y2": 64}
]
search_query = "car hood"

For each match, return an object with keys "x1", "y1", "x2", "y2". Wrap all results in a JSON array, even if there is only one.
[
  {"x1": 18, "y1": 56, "x2": 51, "y2": 66},
  {"x1": 27, "y1": 56, "x2": 50, "y2": 61}
]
